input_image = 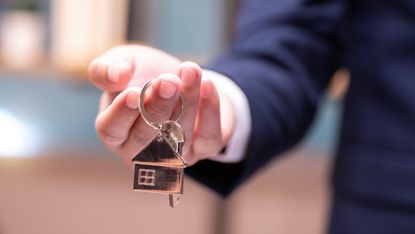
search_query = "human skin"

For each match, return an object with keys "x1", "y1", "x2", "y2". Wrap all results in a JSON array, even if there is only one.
[{"x1": 88, "y1": 45, "x2": 235, "y2": 166}]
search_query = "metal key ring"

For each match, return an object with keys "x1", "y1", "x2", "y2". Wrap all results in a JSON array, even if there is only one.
[{"x1": 139, "y1": 79, "x2": 184, "y2": 130}]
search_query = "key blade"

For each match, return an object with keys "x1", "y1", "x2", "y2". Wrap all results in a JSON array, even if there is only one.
[{"x1": 169, "y1": 194, "x2": 180, "y2": 208}]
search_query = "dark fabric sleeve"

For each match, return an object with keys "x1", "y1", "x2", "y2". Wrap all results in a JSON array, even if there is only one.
[{"x1": 185, "y1": 0, "x2": 346, "y2": 197}]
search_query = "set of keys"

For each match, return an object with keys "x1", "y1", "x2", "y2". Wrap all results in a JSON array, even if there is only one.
[{"x1": 132, "y1": 80, "x2": 187, "y2": 208}]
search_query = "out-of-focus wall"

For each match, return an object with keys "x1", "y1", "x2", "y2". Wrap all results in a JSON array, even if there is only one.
[
  {"x1": 128, "y1": 0, "x2": 235, "y2": 62},
  {"x1": 50, "y1": 0, "x2": 129, "y2": 74},
  {"x1": 0, "y1": 0, "x2": 129, "y2": 74}
]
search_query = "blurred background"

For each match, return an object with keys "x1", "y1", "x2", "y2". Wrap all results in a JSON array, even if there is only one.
[{"x1": 0, "y1": 0, "x2": 349, "y2": 233}]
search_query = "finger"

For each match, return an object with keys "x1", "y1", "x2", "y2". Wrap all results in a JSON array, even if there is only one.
[
  {"x1": 88, "y1": 55, "x2": 133, "y2": 93},
  {"x1": 177, "y1": 61, "x2": 202, "y2": 154},
  {"x1": 99, "y1": 92, "x2": 118, "y2": 113},
  {"x1": 95, "y1": 87, "x2": 140, "y2": 149},
  {"x1": 190, "y1": 78, "x2": 223, "y2": 163},
  {"x1": 121, "y1": 74, "x2": 182, "y2": 158}
]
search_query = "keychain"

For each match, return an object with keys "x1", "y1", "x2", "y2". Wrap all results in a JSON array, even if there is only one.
[{"x1": 132, "y1": 80, "x2": 187, "y2": 208}]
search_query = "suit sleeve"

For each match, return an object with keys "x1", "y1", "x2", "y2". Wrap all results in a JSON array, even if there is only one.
[{"x1": 186, "y1": 0, "x2": 346, "y2": 196}]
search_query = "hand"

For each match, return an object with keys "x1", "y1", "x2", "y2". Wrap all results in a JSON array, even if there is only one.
[{"x1": 88, "y1": 45, "x2": 235, "y2": 166}]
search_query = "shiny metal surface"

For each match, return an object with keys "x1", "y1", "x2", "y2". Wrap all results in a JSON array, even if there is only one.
[
  {"x1": 139, "y1": 80, "x2": 184, "y2": 130},
  {"x1": 169, "y1": 194, "x2": 180, "y2": 208},
  {"x1": 132, "y1": 133, "x2": 186, "y2": 167},
  {"x1": 160, "y1": 120, "x2": 186, "y2": 164},
  {"x1": 133, "y1": 164, "x2": 183, "y2": 194},
  {"x1": 133, "y1": 95, "x2": 187, "y2": 207}
]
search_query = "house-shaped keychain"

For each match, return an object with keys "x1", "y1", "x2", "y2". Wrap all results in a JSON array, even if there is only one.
[{"x1": 132, "y1": 122, "x2": 187, "y2": 207}]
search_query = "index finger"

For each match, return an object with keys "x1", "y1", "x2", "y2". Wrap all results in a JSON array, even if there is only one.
[{"x1": 88, "y1": 55, "x2": 133, "y2": 93}]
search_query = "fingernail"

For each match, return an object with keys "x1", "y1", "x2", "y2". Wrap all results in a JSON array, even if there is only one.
[
  {"x1": 108, "y1": 60, "x2": 130, "y2": 83},
  {"x1": 108, "y1": 65, "x2": 120, "y2": 83},
  {"x1": 92, "y1": 62, "x2": 106, "y2": 78},
  {"x1": 126, "y1": 91, "x2": 139, "y2": 109},
  {"x1": 182, "y1": 67, "x2": 197, "y2": 87},
  {"x1": 159, "y1": 81, "x2": 178, "y2": 100}
]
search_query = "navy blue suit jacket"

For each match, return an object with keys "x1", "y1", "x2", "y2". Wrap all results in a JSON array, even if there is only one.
[{"x1": 186, "y1": 0, "x2": 415, "y2": 232}]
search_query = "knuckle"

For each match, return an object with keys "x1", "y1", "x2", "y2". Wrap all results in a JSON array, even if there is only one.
[
  {"x1": 193, "y1": 134, "x2": 222, "y2": 157},
  {"x1": 194, "y1": 130, "x2": 221, "y2": 143},
  {"x1": 95, "y1": 121, "x2": 125, "y2": 147},
  {"x1": 193, "y1": 147, "x2": 219, "y2": 159},
  {"x1": 128, "y1": 125, "x2": 155, "y2": 146},
  {"x1": 145, "y1": 103, "x2": 172, "y2": 121},
  {"x1": 183, "y1": 153, "x2": 198, "y2": 166}
]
